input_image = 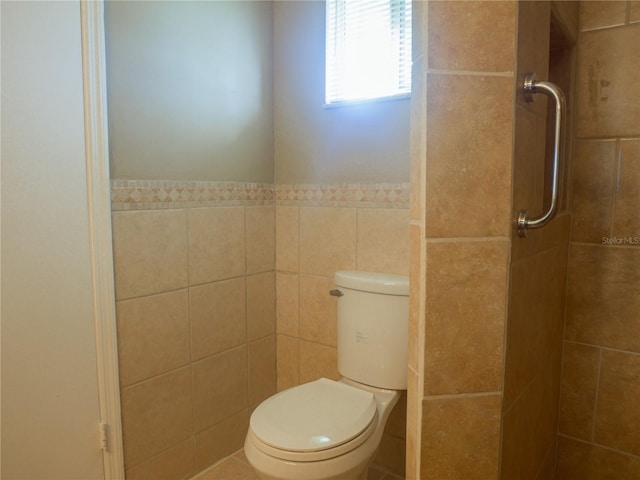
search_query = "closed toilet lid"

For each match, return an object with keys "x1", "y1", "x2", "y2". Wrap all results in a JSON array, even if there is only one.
[{"x1": 250, "y1": 378, "x2": 377, "y2": 452}]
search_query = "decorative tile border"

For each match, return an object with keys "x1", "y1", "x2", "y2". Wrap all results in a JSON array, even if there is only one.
[
  {"x1": 111, "y1": 180, "x2": 410, "y2": 210},
  {"x1": 111, "y1": 180, "x2": 274, "y2": 211},
  {"x1": 276, "y1": 183, "x2": 410, "y2": 208}
]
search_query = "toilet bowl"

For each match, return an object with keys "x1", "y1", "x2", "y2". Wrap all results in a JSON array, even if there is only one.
[
  {"x1": 245, "y1": 271, "x2": 409, "y2": 480},
  {"x1": 245, "y1": 378, "x2": 399, "y2": 480}
]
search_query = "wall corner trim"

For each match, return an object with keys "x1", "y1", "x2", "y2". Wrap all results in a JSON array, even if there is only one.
[{"x1": 80, "y1": 1, "x2": 125, "y2": 477}]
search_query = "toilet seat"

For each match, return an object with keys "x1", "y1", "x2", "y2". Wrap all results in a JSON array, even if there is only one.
[{"x1": 248, "y1": 378, "x2": 378, "y2": 462}]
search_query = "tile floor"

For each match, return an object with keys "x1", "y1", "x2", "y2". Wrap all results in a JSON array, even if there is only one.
[{"x1": 192, "y1": 449, "x2": 404, "y2": 480}]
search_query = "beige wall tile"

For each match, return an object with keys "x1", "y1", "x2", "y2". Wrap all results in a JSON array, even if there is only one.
[
  {"x1": 556, "y1": 435, "x2": 640, "y2": 479},
  {"x1": 535, "y1": 441, "x2": 557, "y2": 480},
  {"x1": 558, "y1": 342, "x2": 600, "y2": 440},
  {"x1": 565, "y1": 244, "x2": 640, "y2": 352},
  {"x1": 188, "y1": 207, "x2": 245, "y2": 285},
  {"x1": 580, "y1": 1, "x2": 627, "y2": 31},
  {"x1": 502, "y1": 352, "x2": 562, "y2": 480},
  {"x1": 112, "y1": 210, "x2": 188, "y2": 300},
  {"x1": 613, "y1": 139, "x2": 640, "y2": 239},
  {"x1": 501, "y1": 394, "x2": 525, "y2": 480},
  {"x1": 192, "y1": 347, "x2": 247, "y2": 432},
  {"x1": 247, "y1": 272, "x2": 276, "y2": 341},
  {"x1": 117, "y1": 290, "x2": 190, "y2": 387},
  {"x1": 522, "y1": 352, "x2": 563, "y2": 476},
  {"x1": 505, "y1": 245, "x2": 568, "y2": 407},
  {"x1": 425, "y1": 74, "x2": 513, "y2": 237},
  {"x1": 190, "y1": 278, "x2": 246, "y2": 361},
  {"x1": 513, "y1": 211, "x2": 572, "y2": 265},
  {"x1": 632, "y1": 1, "x2": 640, "y2": 23},
  {"x1": 385, "y1": 391, "x2": 407, "y2": 439},
  {"x1": 356, "y1": 208, "x2": 410, "y2": 275},
  {"x1": 299, "y1": 207, "x2": 356, "y2": 276},
  {"x1": 121, "y1": 367, "x2": 193, "y2": 467},
  {"x1": 366, "y1": 466, "x2": 387, "y2": 480},
  {"x1": 551, "y1": 1, "x2": 580, "y2": 44},
  {"x1": 246, "y1": 206, "x2": 275, "y2": 275},
  {"x1": 571, "y1": 139, "x2": 617, "y2": 243},
  {"x1": 299, "y1": 340, "x2": 340, "y2": 383},
  {"x1": 276, "y1": 272, "x2": 299, "y2": 336},
  {"x1": 195, "y1": 457, "x2": 259, "y2": 480},
  {"x1": 421, "y1": 394, "x2": 501, "y2": 480},
  {"x1": 125, "y1": 439, "x2": 194, "y2": 480},
  {"x1": 594, "y1": 350, "x2": 640, "y2": 456},
  {"x1": 275, "y1": 206, "x2": 299, "y2": 272},
  {"x1": 516, "y1": 1, "x2": 551, "y2": 116},
  {"x1": 374, "y1": 433, "x2": 406, "y2": 477},
  {"x1": 428, "y1": 1, "x2": 516, "y2": 72},
  {"x1": 276, "y1": 334, "x2": 299, "y2": 391},
  {"x1": 248, "y1": 335, "x2": 276, "y2": 406},
  {"x1": 299, "y1": 274, "x2": 337, "y2": 347},
  {"x1": 575, "y1": 25, "x2": 640, "y2": 138},
  {"x1": 408, "y1": 224, "x2": 422, "y2": 372},
  {"x1": 405, "y1": 367, "x2": 420, "y2": 480},
  {"x1": 410, "y1": 67, "x2": 426, "y2": 225},
  {"x1": 194, "y1": 410, "x2": 249, "y2": 471},
  {"x1": 424, "y1": 240, "x2": 508, "y2": 395}
]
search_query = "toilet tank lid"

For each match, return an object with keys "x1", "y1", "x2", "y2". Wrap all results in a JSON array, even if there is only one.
[{"x1": 335, "y1": 271, "x2": 409, "y2": 296}]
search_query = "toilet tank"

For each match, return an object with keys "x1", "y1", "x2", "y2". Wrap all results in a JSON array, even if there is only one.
[{"x1": 334, "y1": 271, "x2": 409, "y2": 390}]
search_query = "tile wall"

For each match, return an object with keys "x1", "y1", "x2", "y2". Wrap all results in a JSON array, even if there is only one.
[
  {"x1": 410, "y1": 2, "x2": 517, "y2": 478},
  {"x1": 274, "y1": 182, "x2": 411, "y2": 477},
  {"x1": 409, "y1": 2, "x2": 579, "y2": 478},
  {"x1": 501, "y1": 2, "x2": 577, "y2": 479},
  {"x1": 556, "y1": 2, "x2": 640, "y2": 477},
  {"x1": 111, "y1": 180, "x2": 411, "y2": 478},
  {"x1": 111, "y1": 181, "x2": 276, "y2": 478}
]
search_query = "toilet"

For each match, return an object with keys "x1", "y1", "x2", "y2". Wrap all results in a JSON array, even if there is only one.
[{"x1": 245, "y1": 270, "x2": 409, "y2": 480}]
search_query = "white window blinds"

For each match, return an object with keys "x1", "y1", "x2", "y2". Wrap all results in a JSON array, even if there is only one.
[{"x1": 325, "y1": 0, "x2": 412, "y2": 105}]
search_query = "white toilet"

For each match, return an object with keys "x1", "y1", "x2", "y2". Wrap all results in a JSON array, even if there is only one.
[{"x1": 245, "y1": 270, "x2": 409, "y2": 480}]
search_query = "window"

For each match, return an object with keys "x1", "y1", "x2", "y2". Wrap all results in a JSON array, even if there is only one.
[{"x1": 325, "y1": 0, "x2": 412, "y2": 105}]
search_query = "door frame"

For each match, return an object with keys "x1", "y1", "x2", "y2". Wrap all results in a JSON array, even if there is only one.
[{"x1": 80, "y1": 1, "x2": 125, "y2": 477}]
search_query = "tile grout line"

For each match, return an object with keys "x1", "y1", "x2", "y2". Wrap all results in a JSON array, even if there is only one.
[
  {"x1": 557, "y1": 432, "x2": 640, "y2": 460},
  {"x1": 562, "y1": 338, "x2": 640, "y2": 357},
  {"x1": 590, "y1": 348, "x2": 603, "y2": 443}
]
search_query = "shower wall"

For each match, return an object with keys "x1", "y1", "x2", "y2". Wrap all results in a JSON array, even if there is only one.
[
  {"x1": 556, "y1": 2, "x2": 640, "y2": 477},
  {"x1": 408, "y1": 1, "x2": 577, "y2": 478},
  {"x1": 409, "y1": 1, "x2": 517, "y2": 477},
  {"x1": 501, "y1": 2, "x2": 577, "y2": 477}
]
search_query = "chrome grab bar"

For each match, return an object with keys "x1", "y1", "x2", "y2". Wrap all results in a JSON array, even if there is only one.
[{"x1": 517, "y1": 73, "x2": 566, "y2": 238}]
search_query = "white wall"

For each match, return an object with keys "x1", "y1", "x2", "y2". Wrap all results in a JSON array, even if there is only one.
[
  {"x1": 105, "y1": 1, "x2": 274, "y2": 182},
  {"x1": 1, "y1": 2, "x2": 104, "y2": 478}
]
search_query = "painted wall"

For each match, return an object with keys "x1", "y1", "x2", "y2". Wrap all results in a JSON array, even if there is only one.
[
  {"x1": 556, "y1": 2, "x2": 640, "y2": 476},
  {"x1": 105, "y1": 0, "x2": 274, "y2": 182},
  {"x1": 273, "y1": 0, "x2": 411, "y2": 184},
  {"x1": 1, "y1": 2, "x2": 104, "y2": 478}
]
